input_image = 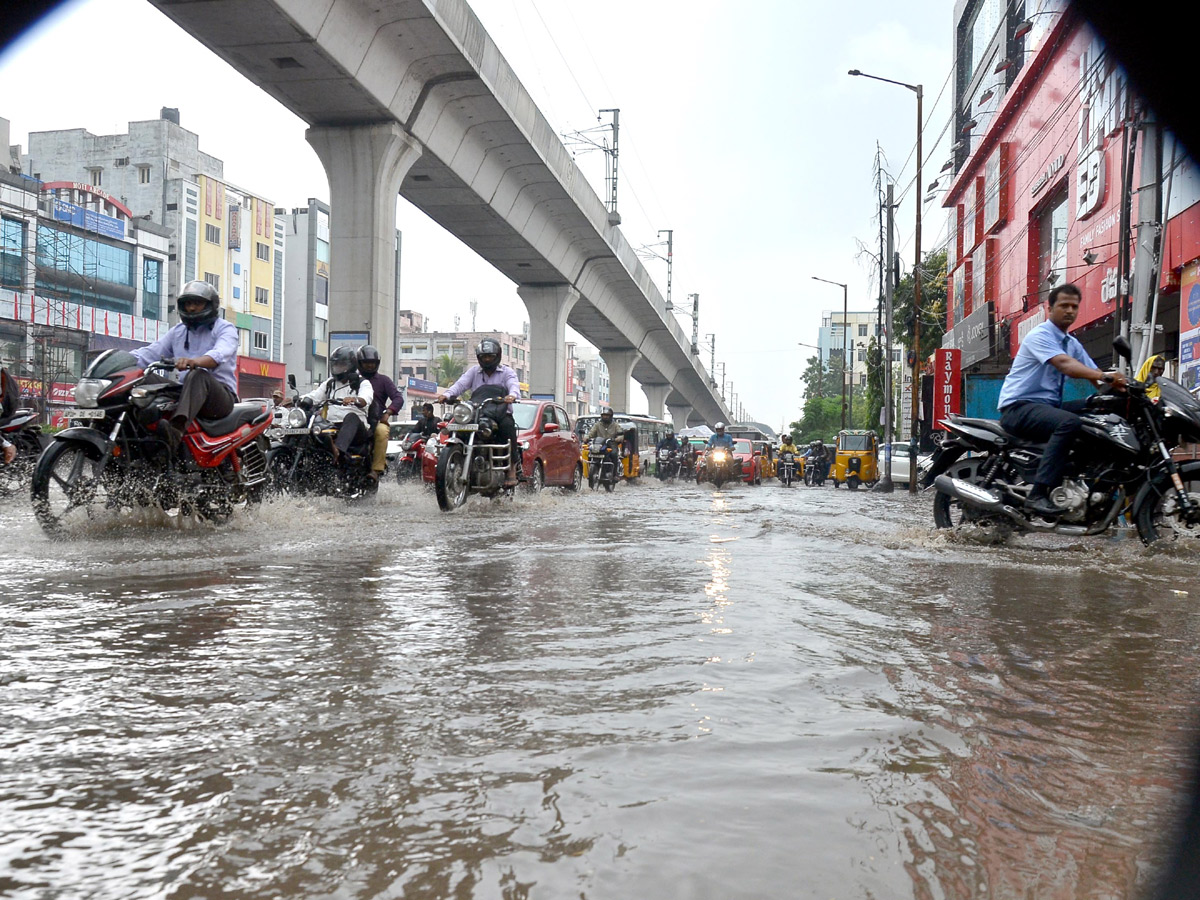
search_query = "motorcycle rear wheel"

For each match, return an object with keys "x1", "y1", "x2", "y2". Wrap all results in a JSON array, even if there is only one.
[
  {"x1": 31, "y1": 441, "x2": 105, "y2": 533},
  {"x1": 1134, "y1": 462, "x2": 1200, "y2": 545},
  {"x1": 435, "y1": 445, "x2": 470, "y2": 511},
  {"x1": 932, "y1": 458, "x2": 998, "y2": 530}
]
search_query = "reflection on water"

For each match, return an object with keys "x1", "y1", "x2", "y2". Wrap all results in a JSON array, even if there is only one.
[{"x1": 1, "y1": 479, "x2": 1198, "y2": 898}]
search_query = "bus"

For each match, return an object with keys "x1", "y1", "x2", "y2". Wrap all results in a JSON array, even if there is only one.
[{"x1": 575, "y1": 412, "x2": 670, "y2": 478}]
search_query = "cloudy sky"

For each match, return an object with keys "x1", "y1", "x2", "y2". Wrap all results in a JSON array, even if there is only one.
[{"x1": 0, "y1": 0, "x2": 953, "y2": 428}]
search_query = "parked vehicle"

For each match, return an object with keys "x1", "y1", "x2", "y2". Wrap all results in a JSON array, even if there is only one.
[
  {"x1": 830, "y1": 429, "x2": 879, "y2": 490},
  {"x1": 0, "y1": 406, "x2": 47, "y2": 498},
  {"x1": 926, "y1": 338, "x2": 1200, "y2": 544},
  {"x1": 433, "y1": 384, "x2": 519, "y2": 510},
  {"x1": 31, "y1": 350, "x2": 272, "y2": 531},
  {"x1": 884, "y1": 440, "x2": 933, "y2": 486},
  {"x1": 777, "y1": 449, "x2": 799, "y2": 486}
]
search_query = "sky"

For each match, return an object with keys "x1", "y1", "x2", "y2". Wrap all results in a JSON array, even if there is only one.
[{"x1": 0, "y1": 0, "x2": 953, "y2": 430}]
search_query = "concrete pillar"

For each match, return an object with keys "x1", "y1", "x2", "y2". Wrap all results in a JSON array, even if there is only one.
[
  {"x1": 642, "y1": 383, "x2": 670, "y2": 419},
  {"x1": 601, "y1": 349, "x2": 640, "y2": 413},
  {"x1": 306, "y1": 123, "x2": 422, "y2": 378},
  {"x1": 667, "y1": 402, "x2": 692, "y2": 430},
  {"x1": 517, "y1": 283, "x2": 579, "y2": 403}
]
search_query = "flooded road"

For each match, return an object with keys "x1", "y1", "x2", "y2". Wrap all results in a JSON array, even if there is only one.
[{"x1": 2, "y1": 477, "x2": 1198, "y2": 899}]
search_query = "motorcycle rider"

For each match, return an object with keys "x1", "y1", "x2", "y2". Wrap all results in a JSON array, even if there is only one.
[
  {"x1": 357, "y1": 345, "x2": 405, "y2": 482},
  {"x1": 585, "y1": 406, "x2": 626, "y2": 474},
  {"x1": 707, "y1": 422, "x2": 734, "y2": 449},
  {"x1": 0, "y1": 367, "x2": 18, "y2": 464},
  {"x1": 997, "y1": 282, "x2": 1127, "y2": 517},
  {"x1": 300, "y1": 345, "x2": 374, "y2": 464},
  {"x1": 779, "y1": 434, "x2": 798, "y2": 456},
  {"x1": 805, "y1": 440, "x2": 830, "y2": 482},
  {"x1": 414, "y1": 402, "x2": 440, "y2": 437},
  {"x1": 437, "y1": 338, "x2": 523, "y2": 487},
  {"x1": 656, "y1": 428, "x2": 680, "y2": 453},
  {"x1": 131, "y1": 281, "x2": 239, "y2": 449}
]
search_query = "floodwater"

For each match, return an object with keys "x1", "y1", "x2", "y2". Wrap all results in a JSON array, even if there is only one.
[{"x1": 1, "y1": 475, "x2": 1198, "y2": 899}]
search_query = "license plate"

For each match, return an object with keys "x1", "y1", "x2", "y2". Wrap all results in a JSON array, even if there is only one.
[
  {"x1": 282, "y1": 427, "x2": 309, "y2": 435},
  {"x1": 447, "y1": 424, "x2": 478, "y2": 432},
  {"x1": 62, "y1": 408, "x2": 105, "y2": 419}
]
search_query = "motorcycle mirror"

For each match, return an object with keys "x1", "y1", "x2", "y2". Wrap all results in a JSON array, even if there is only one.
[
  {"x1": 288, "y1": 374, "x2": 297, "y2": 389},
  {"x1": 1113, "y1": 336, "x2": 1133, "y2": 362}
]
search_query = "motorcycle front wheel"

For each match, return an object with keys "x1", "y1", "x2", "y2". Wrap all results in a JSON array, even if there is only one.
[
  {"x1": 435, "y1": 445, "x2": 470, "y2": 511},
  {"x1": 31, "y1": 441, "x2": 105, "y2": 533},
  {"x1": 1134, "y1": 461, "x2": 1200, "y2": 545}
]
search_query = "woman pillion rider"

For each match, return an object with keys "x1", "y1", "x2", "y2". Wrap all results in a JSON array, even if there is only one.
[
  {"x1": 300, "y1": 346, "x2": 374, "y2": 464},
  {"x1": 437, "y1": 338, "x2": 523, "y2": 488}
]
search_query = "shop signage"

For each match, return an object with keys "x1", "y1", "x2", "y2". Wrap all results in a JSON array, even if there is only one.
[
  {"x1": 942, "y1": 302, "x2": 993, "y2": 368},
  {"x1": 1180, "y1": 261, "x2": 1200, "y2": 392},
  {"x1": 407, "y1": 376, "x2": 438, "y2": 394},
  {"x1": 52, "y1": 198, "x2": 126, "y2": 240},
  {"x1": 1031, "y1": 154, "x2": 1066, "y2": 198},
  {"x1": 933, "y1": 349, "x2": 962, "y2": 428},
  {"x1": 14, "y1": 377, "x2": 76, "y2": 404},
  {"x1": 1017, "y1": 308, "x2": 1046, "y2": 344}
]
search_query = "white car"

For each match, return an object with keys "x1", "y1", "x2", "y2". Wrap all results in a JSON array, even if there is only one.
[
  {"x1": 884, "y1": 441, "x2": 931, "y2": 486},
  {"x1": 385, "y1": 420, "x2": 419, "y2": 463}
]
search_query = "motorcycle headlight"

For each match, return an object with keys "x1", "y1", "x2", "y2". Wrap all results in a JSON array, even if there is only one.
[
  {"x1": 713, "y1": 450, "x2": 727, "y2": 462},
  {"x1": 452, "y1": 402, "x2": 473, "y2": 425},
  {"x1": 74, "y1": 378, "x2": 111, "y2": 408},
  {"x1": 287, "y1": 408, "x2": 307, "y2": 428}
]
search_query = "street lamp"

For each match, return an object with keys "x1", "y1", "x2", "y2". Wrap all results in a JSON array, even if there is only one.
[
  {"x1": 812, "y1": 276, "x2": 848, "y2": 429},
  {"x1": 849, "y1": 67, "x2": 923, "y2": 493}
]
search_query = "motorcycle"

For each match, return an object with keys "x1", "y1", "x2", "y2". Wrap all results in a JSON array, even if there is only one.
[
  {"x1": 777, "y1": 450, "x2": 798, "y2": 487},
  {"x1": 394, "y1": 431, "x2": 428, "y2": 481},
  {"x1": 925, "y1": 337, "x2": 1200, "y2": 544},
  {"x1": 267, "y1": 378, "x2": 379, "y2": 501},
  {"x1": 587, "y1": 438, "x2": 621, "y2": 492},
  {"x1": 655, "y1": 446, "x2": 680, "y2": 481},
  {"x1": 698, "y1": 445, "x2": 738, "y2": 489},
  {"x1": 434, "y1": 384, "x2": 520, "y2": 510},
  {"x1": 803, "y1": 454, "x2": 828, "y2": 486},
  {"x1": 0, "y1": 407, "x2": 47, "y2": 498},
  {"x1": 30, "y1": 350, "x2": 271, "y2": 531}
]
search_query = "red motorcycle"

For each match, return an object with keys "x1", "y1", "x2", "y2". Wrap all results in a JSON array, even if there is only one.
[
  {"x1": 0, "y1": 406, "x2": 47, "y2": 498},
  {"x1": 31, "y1": 350, "x2": 272, "y2": 532}
]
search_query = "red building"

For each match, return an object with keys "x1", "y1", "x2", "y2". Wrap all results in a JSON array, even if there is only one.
[{"x1": 943, "y1": 1, "x2": 1200, "y2": 405}]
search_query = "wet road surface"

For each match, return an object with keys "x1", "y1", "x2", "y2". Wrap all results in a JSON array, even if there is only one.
[{"x1": 2, "y1": 476, "x2": 1198, "y2": 899}]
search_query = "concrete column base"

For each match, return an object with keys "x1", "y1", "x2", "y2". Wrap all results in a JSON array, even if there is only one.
[
  {"x1": 642, "y1": 383, "x2": 670, "y2": 420},
  {"x1": 601, "y1": 348, "x2": 640, "y2": 414},
  {"x1": 306, "y1": 123, "x2": 422, "y2": 378},
  {"x1": 517, "y1": 283, "x2": 579, "y2": 404},
  {"x1": 666, "y1": 403, "x2": 693, "y2": 430}
]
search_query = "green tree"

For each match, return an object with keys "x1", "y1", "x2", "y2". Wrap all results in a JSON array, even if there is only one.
[
  {"x1": 432, "y1": 353, "x2": 467, "y2": 387},
  {"x1": 892, "y1": 247, "x2": 948, "y2": 361},
  {"x1": 800, "y1": 353, "x2": 841, "y2": 401}
]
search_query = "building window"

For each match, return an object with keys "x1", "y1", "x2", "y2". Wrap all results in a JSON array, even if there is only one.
[
  {"x1": 204, "y1": 272, "x2": 220, "y2": 291},
  {"x1": 255, "y1": 286, "x2": 269, "y2": 305},
  {"x1": 256, "y1": 241, "x2": 270, "y2": 261},
  {"x1": 858, "y1": 324, "x2": 868, "y2": 337},
  {"x1": 253, "y1": 331, "x2": 269, "y2": 351},
  {"x1": 1035, "y1": 184, "x2": 1069, "y2": 292},
  {"x1": 142, "y1": 257, "x2": 162, "y2": 320},
  {"x1": 114, "y1": 157, "x2": 129, "y2": 167},
  {"x1": 316, "y1": 238, "x2": 330, "y2": 264},
  {"x1": 315, "y1": 274, "x2": 328, "y2": 306},
  {"x1": 313, "y1": 319, "x2": 326, "y2": 341},
  {"x1": 1, "y1": 217, "x2": 25, "y2": 288},
  {"x1": 138, "y1": 165, "x2": 151, "y2": 184},
  {"x1": 205, "y1": 223, "x2": 220, "y2": 244},
  {"x1": 88, "y1": 168, "x2": 102, "y2": 187}
]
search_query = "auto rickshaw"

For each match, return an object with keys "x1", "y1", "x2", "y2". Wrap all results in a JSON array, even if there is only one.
[{"x1": 830, "y1": 429, "x2": 879, "y2": 490}]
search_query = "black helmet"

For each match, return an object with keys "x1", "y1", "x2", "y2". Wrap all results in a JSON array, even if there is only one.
[
  {"x1": 600, "y1": 406, "x2": 614, "y2": 421},
  {"x1": 357, "y1": 344, "x2": 381, "y2": 377},
  {"x1": 476, "y1": 338, "x2": 502, "y2": 373},
  {"x1": 330, "y1": 346, "x2": 358, "y2": 382},
  {"x1": 177, "y1": 280, "x2": 220, "y2": 328}
]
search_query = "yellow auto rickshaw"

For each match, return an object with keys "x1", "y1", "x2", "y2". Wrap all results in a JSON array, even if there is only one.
[
  {"x1": 752, "y1": 440, "x2": 776, "y2": 479},
  {"x1": 830, "y1": 429, "x2": 879, "y2": 490},
  {"x1": 581, "y1": 419, "x2": 641, "y2": 480}
]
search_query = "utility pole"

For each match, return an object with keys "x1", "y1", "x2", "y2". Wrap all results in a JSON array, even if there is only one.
[
  {"x1": 877, "y1": 182, "x2": 896, "y2": 491},
  {"x1": 1130, "y1": 116, "x2": 1162, "y2": 369},
  {"x1": 469, "y1": 300, "x2": 477, "y2": 332},
  {"x1": 690, "y1": 292, "x2": 700, "y2": 355},
  {"x1": 910, "y1": 83, "x2": 923, "y2": 495},
  {"x1": 659, "y1": 230, "x2": 673, "y2": 309},
  {"x1": 598, "y1": 108, "x2": 621, "y2": 226},
  {"x1": 707, "y1": 333, "x2": 716, "y2": 381}
]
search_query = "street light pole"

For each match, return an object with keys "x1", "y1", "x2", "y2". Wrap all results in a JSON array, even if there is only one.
[
  {"x1": 797, "y1": 341, "x2": 823, "y2": 399},
  {"x1": 812, "y1": 276, "x2": 849, "y2": 430},
  {"x1": 849, "y1": 68, "x2": 923, "y2": 493}
]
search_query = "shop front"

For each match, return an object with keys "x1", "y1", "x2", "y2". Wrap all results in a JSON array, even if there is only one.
[{"x1": 236, "y1": 356, "x2": 285, "y2": 400}]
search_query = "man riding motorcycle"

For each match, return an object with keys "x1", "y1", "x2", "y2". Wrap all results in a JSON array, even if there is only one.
[
  {"x1": 805, "y1": 440, "x2": 830, "y2": 483},
  {"x1": 657, "y1": 429, "x2": 680, "y2": 453},
  {"x1": 707, "y1": 422, "x2": 734, "y2": 449},
  {"x1": 780, "y1": 435, "x2": 798, "y2": 456},
  {"x1": 300, "y1": 346, "x2": 374, "y2": 464},
  {"x1": 131, "y1": 280, "x2": 239, "y2": 450},
  {"x1": 437, "y1": 338, "x2": 523, "y2": 488},
  {"x1": 357, "y1": 344, "x2": 405, "y2": 483},
  {"x1": 414, "y1": 402, "x2": 440, "y2": 437}
]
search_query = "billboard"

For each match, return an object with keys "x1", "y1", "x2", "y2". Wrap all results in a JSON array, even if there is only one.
[
  {"x1": 52, "y1": 198, "x2": 125, "y2": 240},
  {"x1": 933, "y1": 348, "x2": 962, "y2": 429},
  {"x1": 1181, "y1": 261, "x2": 1200, "y2": 391},
  {"x1": 941, "y1": 301, "x2": 993, "y2": 368}
]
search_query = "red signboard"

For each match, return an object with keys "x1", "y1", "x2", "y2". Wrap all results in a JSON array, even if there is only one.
[
  {"x1": 934, "y1": 349, "x2": 962, "y2": 428},
  {"x1": 14, "y1": 376, "x2": 76, "y2": 405}
]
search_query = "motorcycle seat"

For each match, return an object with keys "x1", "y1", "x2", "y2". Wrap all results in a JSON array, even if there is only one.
[
  {"x1": 952, "y1": 416, "x2": 1045, "y2": 449},
  {"x1": 197, "y1": 402, "x2": 269, "y2": 436}
]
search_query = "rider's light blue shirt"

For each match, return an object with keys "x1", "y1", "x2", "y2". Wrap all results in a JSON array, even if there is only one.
[
  {"x1": 707, "y1": 433, "x2": 734, "y2": 449},
  {"x1": 132, "y1": 318, "x2": 240, "y2": 394},
  {"x1": 997, "y1": 320, "x2": 1096, "y2": 410}
]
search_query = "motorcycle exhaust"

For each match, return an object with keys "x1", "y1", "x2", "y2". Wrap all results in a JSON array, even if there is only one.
[{"x1": 935, "y1": 474, "x2": 1090, "y2": 535}]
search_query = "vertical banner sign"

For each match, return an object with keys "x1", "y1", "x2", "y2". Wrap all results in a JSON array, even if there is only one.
[
  {"x1": 899, "y1": 372, "x2": 912, "y2": 440},
  {"x1": 1180, "y1": 261, "x2": 1200, "y2": 392},
  {"x1": 565, "y1": 357, "x2": 575, "y2": 400},
  {"x1": 934, "y1": 348, "x2": 962, "y2": 429}
]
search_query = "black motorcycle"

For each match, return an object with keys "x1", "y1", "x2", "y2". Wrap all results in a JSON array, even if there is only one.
[
  {"x1": 925, "y1": 338, "x2": 1200, "y2": 544},
  {"x1": 655, "y1": 446, "x2": 680, "y2": 481},
  {"x1": 588, "y1": 438, "x2": 620, "y2": 492},
  {"x1": 804, "y1": 454, "x2": 828, "y2": 486},
  {"x1": 268, "y1": 377, "x2": 378, "y2": 501},
  {"x1": 778, "y1": 450, "x2": 798, "y2": 487},
  {"x1": 434, "y1": 384, "x2": 519, "y2": 510},
  {"x1": 0, "y1": 407, "x2": 47, "y2": 498},
  {"x1": 698, "y1": 445, "x2": 738, "y2": 489}
]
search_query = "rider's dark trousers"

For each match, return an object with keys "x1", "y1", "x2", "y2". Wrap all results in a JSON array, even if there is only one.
[
  {"x1": 172, "y1": 368, "x2": 236, "y2": 425},
  {"x1": 999, "y1": 398, "x2": 1088, "y2": 489},
  {"x1": 333, "y1": 414, "x2": 368, "y2": 454}
]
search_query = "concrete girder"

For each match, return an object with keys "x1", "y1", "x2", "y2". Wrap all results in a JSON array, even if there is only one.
[
  {"x1": 600, "y1": 349, "x2": 640, "y2": 415},
  {"x1": 517, "y1": 283, "x2": 579, "y2": 405},
  {"x1": 306, "y1": 122, "x2": 422, "y2": 375}
]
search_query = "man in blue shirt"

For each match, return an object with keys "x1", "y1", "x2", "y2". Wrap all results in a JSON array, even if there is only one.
[
  {"x1": 707, "y1": 422, "x2": 734, "y2": 449},
  {"x1": 132, "y1": 281, "x2": 239, "y2": 449},
  {"x1": 997, "y1": 282, "x2": 1126, "y2": 516}
]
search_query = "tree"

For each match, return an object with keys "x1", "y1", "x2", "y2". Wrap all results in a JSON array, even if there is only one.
[
  {"x1": 432, "y1": 353, "x2": 467, "y2": 387},
  {"x1": 800, "y1": 354, "x2": 841, "y2": 402},
  {"x1": 892, "y1": 247, "x2": 948, "y2": 361}
]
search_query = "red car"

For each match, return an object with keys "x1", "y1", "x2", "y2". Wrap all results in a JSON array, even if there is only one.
[
  {"x1": 731, "y1": 438, "x2": 763, "y2": 485},
  {"x1": 422, "y1": 399, "x2": 582, "y2": 491}
]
